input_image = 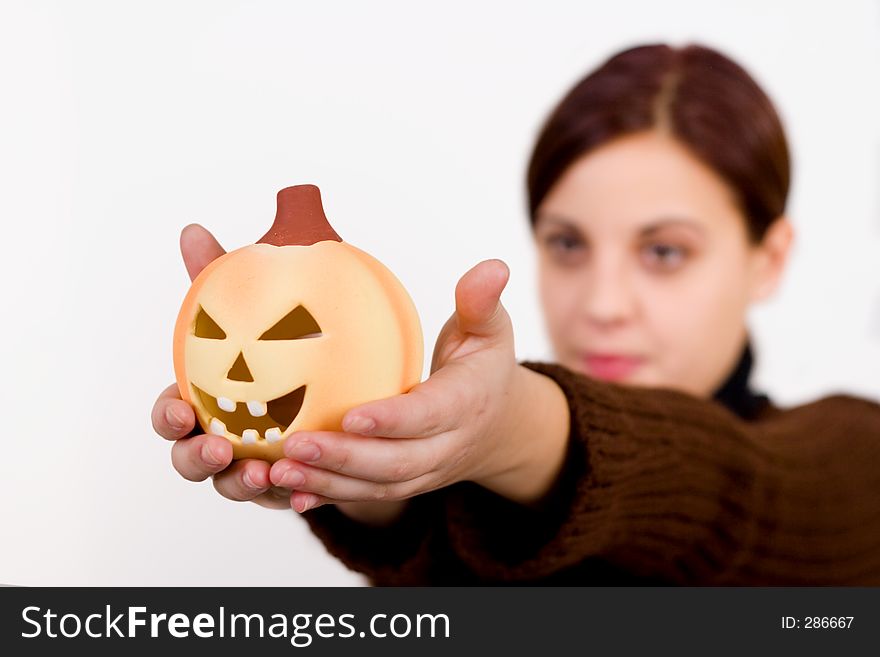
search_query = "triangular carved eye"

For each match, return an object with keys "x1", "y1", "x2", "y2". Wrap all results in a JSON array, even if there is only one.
[
  {"x1": 194, "y1": 307, "x2": 226, "y2": 339},
  {"x1": 259, "y1": 305, "x2": 322, "y2": 340}
]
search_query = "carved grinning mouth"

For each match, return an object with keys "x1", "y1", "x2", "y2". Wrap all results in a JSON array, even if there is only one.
[{"x1": 193, "y1": 384, "x2": 306, "y2": 444}]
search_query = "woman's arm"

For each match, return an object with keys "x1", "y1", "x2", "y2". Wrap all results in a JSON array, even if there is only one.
[
  {"x1": 443, "y1": 361, "x2": 880, "y2": 585},
  {"x1": 307, "y1": 359, "x2": 880, "y2": 586}
]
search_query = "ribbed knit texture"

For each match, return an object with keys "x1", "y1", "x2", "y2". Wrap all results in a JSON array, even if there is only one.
[{"x1": 302, "y1": 352, "x2": 880, "y2": 585}]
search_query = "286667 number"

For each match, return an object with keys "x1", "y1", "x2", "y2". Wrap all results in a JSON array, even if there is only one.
[{"x1": 781, "y1": 616, "x2": 853, "y2": 629}]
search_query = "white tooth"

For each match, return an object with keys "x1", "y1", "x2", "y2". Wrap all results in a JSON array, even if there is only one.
[
  {"x1": 217, "y1": 396, "x2": 236, "y2": 412},
  {"x1": 241, "y1": 429, "x2": 259, "y2": 444},
  {"x1": 265, "y1": 427, "x2": 283, "y2": 444},
  {"x1": 209, "y1": 418, "x2": 226, "y2": 436},
  {"x1": 247, "y1": 400, "x2": 267, "y2": 417}
]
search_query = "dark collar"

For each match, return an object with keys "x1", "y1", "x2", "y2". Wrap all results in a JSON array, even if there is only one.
[{"x1": 711, "y1": 340, "x2": 772, "y2": 421}]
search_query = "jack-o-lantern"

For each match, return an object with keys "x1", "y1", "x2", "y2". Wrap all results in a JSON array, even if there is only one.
[{"x1": 173, "y1": 185, "x2": 423, "y2": 462}]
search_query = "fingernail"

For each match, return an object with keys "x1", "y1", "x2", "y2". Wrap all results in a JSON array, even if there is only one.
[
  {"x1": 289, "y1": 441, "x2": 321, "y2": 462},
  {"x1": 298, "y1": 495, "x2": 318, "y2": 513},
  {"x1": 165, "y1": 406, "x2": 185, "y2": 430},
  {"x1": 282, "y1": 469, "x2": 305, "y2": 488},
  {"x1": 344, "y1": 416, "x2": 376, "y2": 434},
  {"x1": 201, "y1": 443, "x2": 222, "y2": 467}
]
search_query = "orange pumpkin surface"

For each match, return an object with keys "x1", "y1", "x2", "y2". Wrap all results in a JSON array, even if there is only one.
[{"x1": 173, "y1": 185, "x2": 423, "y2": 462}]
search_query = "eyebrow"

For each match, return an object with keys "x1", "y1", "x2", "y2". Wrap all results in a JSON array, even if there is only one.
[{"x1": 535, "y1": 213, "x2": 706, "y2": 237}]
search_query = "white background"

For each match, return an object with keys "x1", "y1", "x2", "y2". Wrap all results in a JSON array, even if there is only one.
[{"x1": 1, "y1": 0, "x2": 878, "y2": 586}]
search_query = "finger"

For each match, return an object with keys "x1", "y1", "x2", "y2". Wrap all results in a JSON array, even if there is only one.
[
  {"x1": 279, "y1": 431, "x2": 438, "y2": 482},
  {"x1": 289, "y1": 491, "x2": 332, "y2": 513},
  {"x1": 454, "y1": 259, "x2": 511, "y2": 338},
  {"x1": 341, "y1": 364, "x2": 465, "y2": 438},
  {"x1": 152, "y1": 383, "x2": 196, "y2": 440},
  {"x1": 180, "y1": 223, "x2": 226, "y2": 281},
  {"x1": 171, "y1": 434, "x2": 233, "y2": 482},
  {"x1": 269, "y1": 460, "x2": 435, "y2": 503},
  {"x1": 211, "y1": 459, "x2": 273, "y2": 502},
  {"x1": 250, "y1": 486, "x2": 296, "y2": 510}
]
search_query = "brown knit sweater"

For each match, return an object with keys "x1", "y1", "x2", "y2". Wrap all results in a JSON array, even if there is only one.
[{"x1": 302, "y1": 352, "x2": 880, "y2": 585}]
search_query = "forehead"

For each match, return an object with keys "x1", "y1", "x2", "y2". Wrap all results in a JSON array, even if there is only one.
[{"x1": 537, "y1": 131, "x2": 744, "y2": 237}]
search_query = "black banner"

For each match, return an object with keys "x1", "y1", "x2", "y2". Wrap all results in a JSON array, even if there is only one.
[{"x1": 0, "y1": 587, "x2": 875, "y2": 655}]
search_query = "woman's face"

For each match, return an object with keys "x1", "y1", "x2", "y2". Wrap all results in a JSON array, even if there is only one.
[{"x1": 534, "y1": 130, "x2": 791, "y2": 397}]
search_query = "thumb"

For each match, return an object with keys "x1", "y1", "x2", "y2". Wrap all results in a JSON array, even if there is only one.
[
  {"x1": 454, "y1": 259, "x2": 511, "y2": 338},
  {"x1": 180, "y1": 224, "x2": 226, "y2": 281}
]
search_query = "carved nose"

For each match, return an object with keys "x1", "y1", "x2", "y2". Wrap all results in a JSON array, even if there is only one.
[{"x1": 227, "y1": 351, "x2": 254, "y2": 382}]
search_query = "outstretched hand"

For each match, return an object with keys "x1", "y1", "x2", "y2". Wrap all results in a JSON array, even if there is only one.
[
  {"x1": 267, "y1": 252, "x2": 522, "y2": 512},
  {"x1": 153, "y1": 224, "x2": 568, "y2": 517}
]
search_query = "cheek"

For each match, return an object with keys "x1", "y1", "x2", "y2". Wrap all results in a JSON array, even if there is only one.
[
  {"x1": 651, "y1": 275, "x2": 744, "y2": 332},
  {"x1": 653, "y1": 243, "x2": 751, "y2": 322},
  {"x1": 641, "y1": 258, "x2": 751, "y2": 393}
]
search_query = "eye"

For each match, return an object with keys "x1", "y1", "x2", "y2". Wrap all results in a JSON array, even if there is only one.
[
  {"x1": 193, "y1": 307, "x2": 226, "y2": 339},
  {"x1": 544, "y1": 232, "x2": 587, "y2": 266},
  {"x1": 641, "y1": 243, "x2": 688, "y2": 271},
  {"x1": 546, "y1": 233, "x2": 582, "y2": 252},
  {"x1": 259, "y1": 305, "x2": 323, "y2": 340}
]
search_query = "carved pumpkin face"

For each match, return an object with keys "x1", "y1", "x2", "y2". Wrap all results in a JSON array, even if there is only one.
[{"x1": 173, "y1": 186, "x2": 423, "y2": 462}]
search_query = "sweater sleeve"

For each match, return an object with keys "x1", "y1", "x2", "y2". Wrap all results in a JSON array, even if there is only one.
[
  {"x1": 300, "y1": 489, "x2": 448, "y2": 586},
  {"x1": 443, "y1": 361, "x2": 880, "y2": 584}
]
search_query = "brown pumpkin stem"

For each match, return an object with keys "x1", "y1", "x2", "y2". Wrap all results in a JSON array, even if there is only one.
[{"x1": 258, "y1": 184, "x2": 342, "y2": 246}]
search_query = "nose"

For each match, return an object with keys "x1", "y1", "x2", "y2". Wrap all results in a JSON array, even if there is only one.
[
  {"x1": 581, "y1": 255, "x2": 636, "y2": 328},
  {"x1": 227, "y1": 351, "x2": 254, "y2": 382}
]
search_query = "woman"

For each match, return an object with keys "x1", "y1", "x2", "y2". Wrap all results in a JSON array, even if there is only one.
[{"x1": 152, "y1": 44, "x2": 880, "y2": 584}]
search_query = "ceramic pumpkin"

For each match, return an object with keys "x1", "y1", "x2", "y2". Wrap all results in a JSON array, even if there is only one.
[{"x1": 173, "y1": 184, "x2": 423, "y2": 462}]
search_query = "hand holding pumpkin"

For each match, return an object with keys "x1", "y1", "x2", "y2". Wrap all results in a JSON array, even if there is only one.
[
  {"x1": 153, "y1": 187, "x2": 570, "y2": 517},
  {"x1": 269, "y1": 256, "x2": 555, "y2": 512},
  {"x1": 153, "y1": 224, "x2": 568, "y2": 513},
  {"x1": 173, "y1": 186, "x2": 423, "y2": 463}
]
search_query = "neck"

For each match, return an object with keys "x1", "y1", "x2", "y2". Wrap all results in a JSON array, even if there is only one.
[{"x1": 711, "y1": 339, "x2": 770, "y2": 420}]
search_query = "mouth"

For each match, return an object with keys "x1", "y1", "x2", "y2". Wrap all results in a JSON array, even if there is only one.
[
  {"x1": 193, "y1": 384, "x2": 306, "y2": 444},
  {"x1": 582, "y1": 353, "x2": 645, "y2": 381}
]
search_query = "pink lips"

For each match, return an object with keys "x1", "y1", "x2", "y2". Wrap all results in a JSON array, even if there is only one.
[{"x1": 583, "y1": 353, "x2": 645, "y2": 380}]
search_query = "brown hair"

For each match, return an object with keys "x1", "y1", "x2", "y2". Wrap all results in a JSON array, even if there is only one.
[{"x1": 527, "y1": 44, "x2": 790, "y2": 243}]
